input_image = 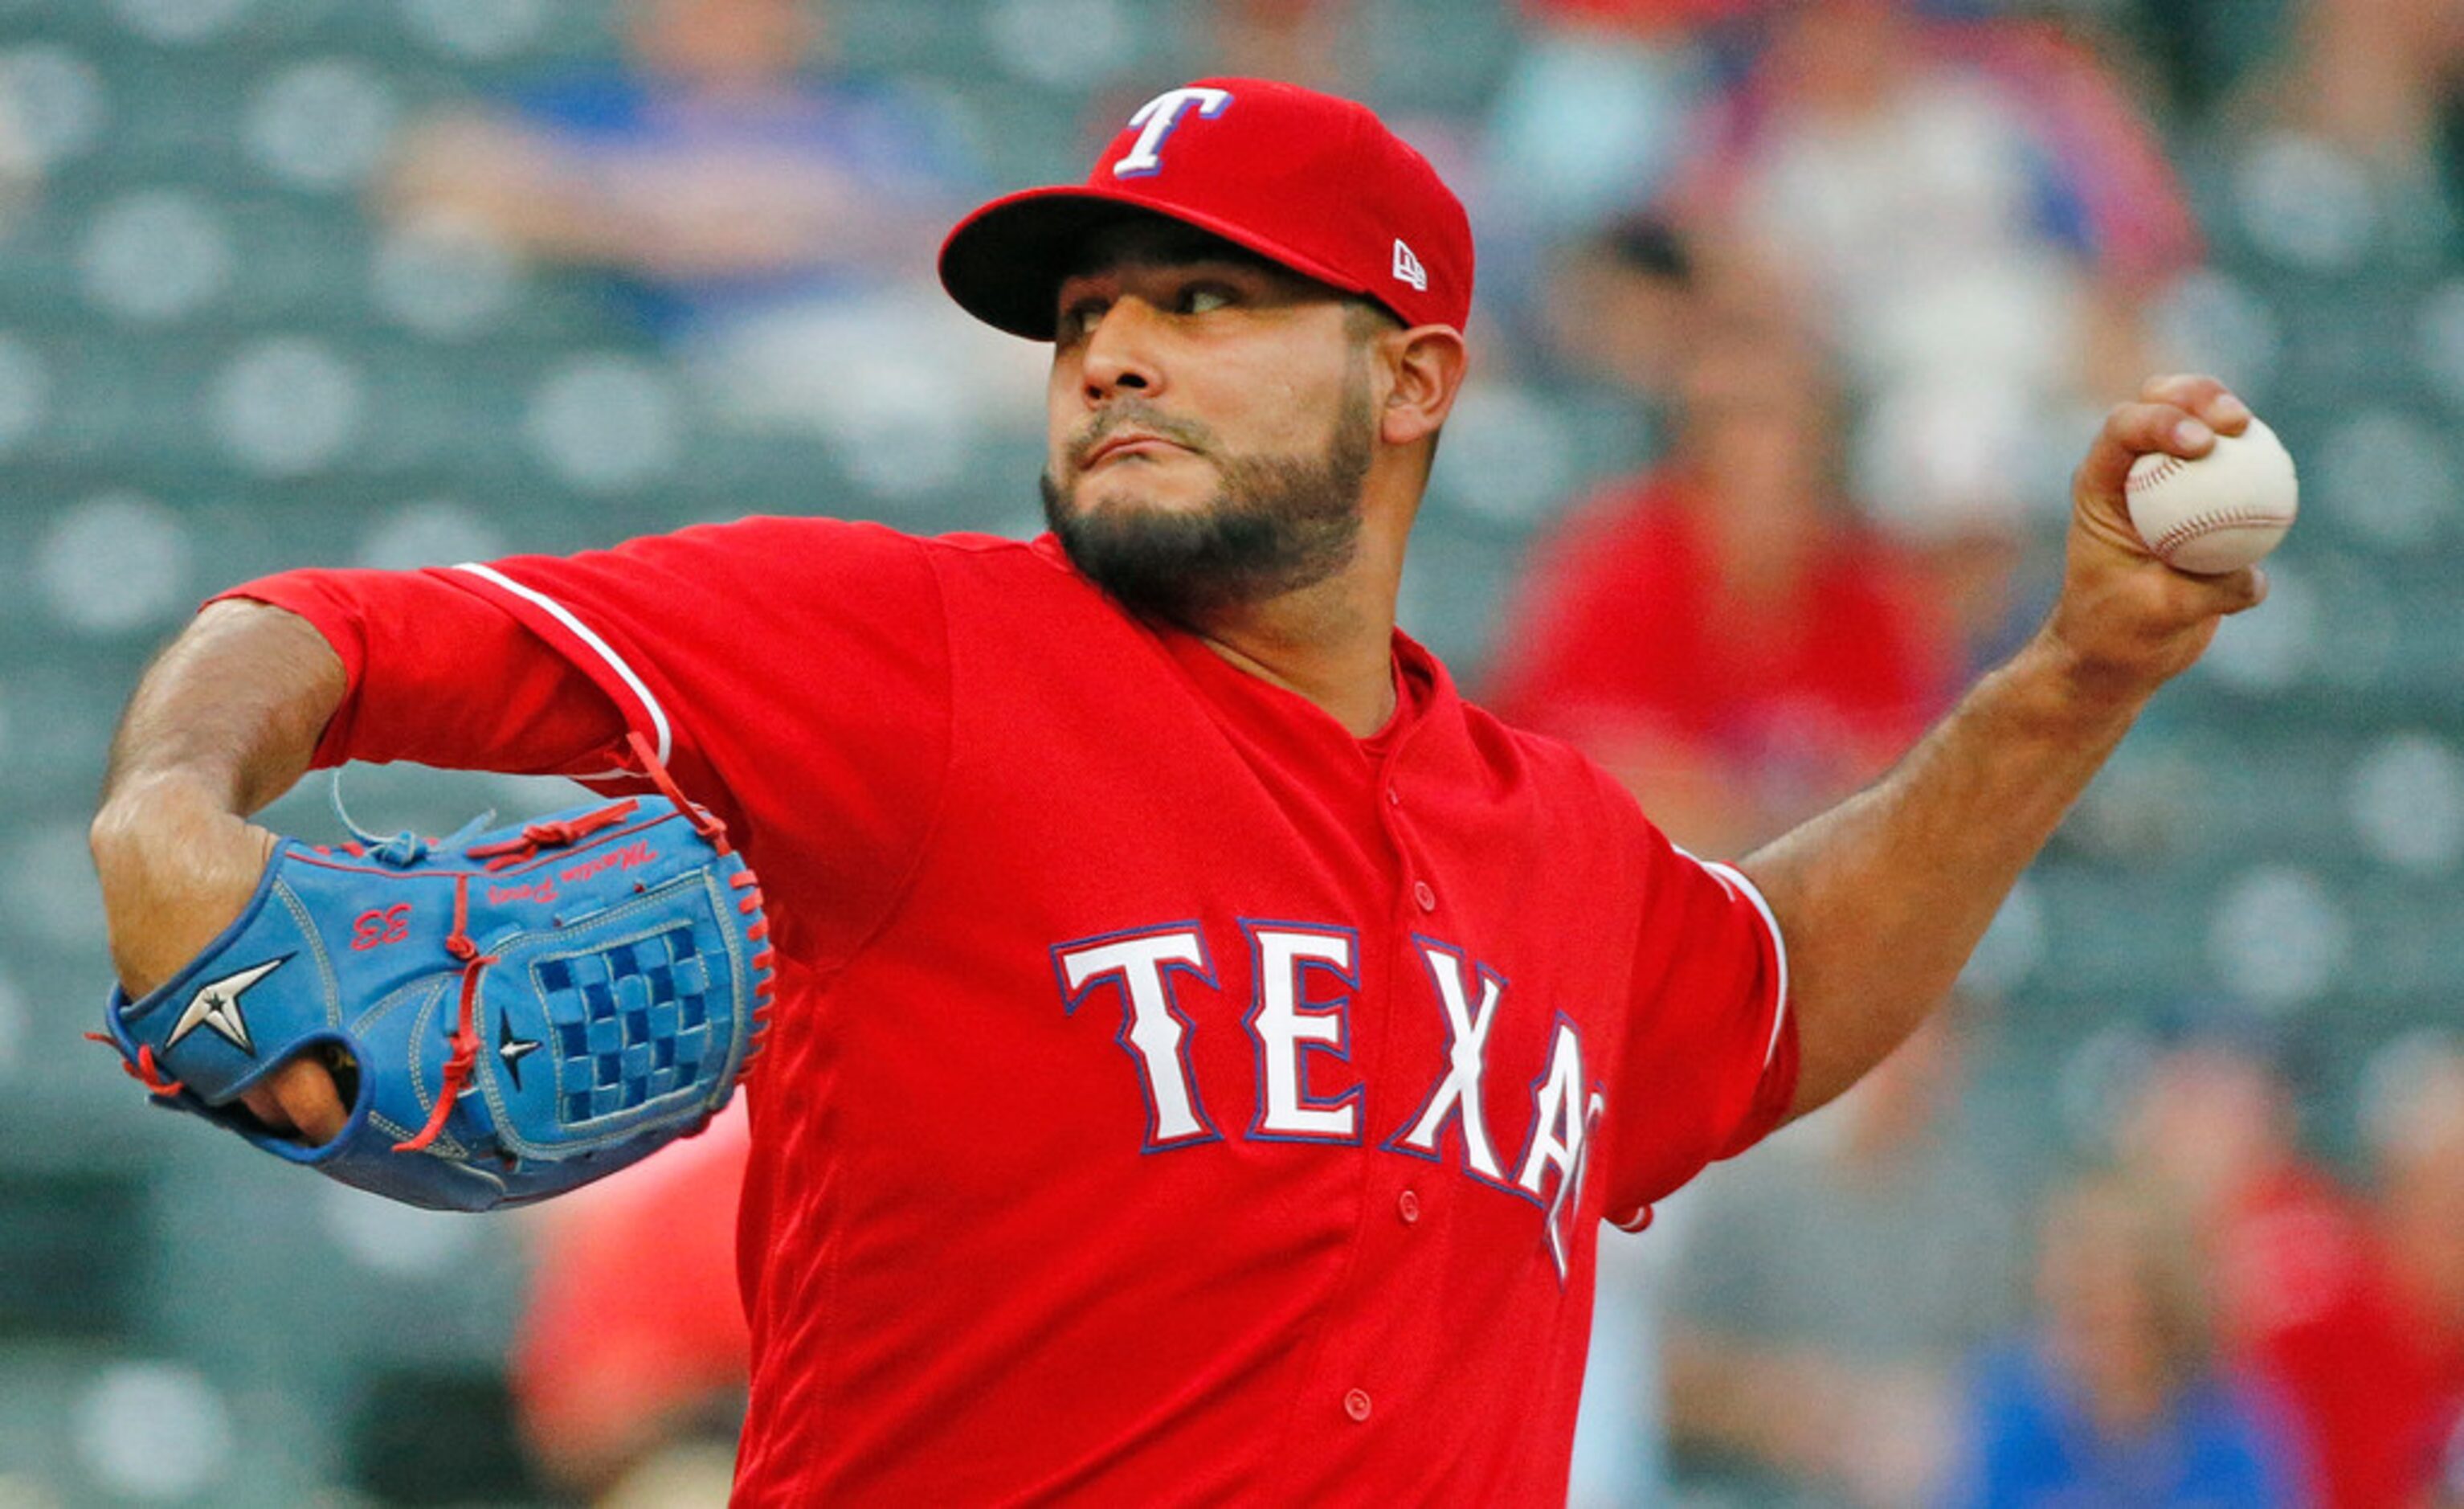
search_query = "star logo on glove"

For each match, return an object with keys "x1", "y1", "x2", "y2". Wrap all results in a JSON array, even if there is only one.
[
  {"x1": 163, "y1": 956, "x2": 290, "y2": 1055},
  {"x1": 497, "y1": 1012, "x2": 541, "y2": 1090}
]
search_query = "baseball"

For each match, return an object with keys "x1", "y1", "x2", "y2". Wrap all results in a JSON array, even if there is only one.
[{"x1": 2123, "y1": 415, "x2": 2299, "y2": 575}]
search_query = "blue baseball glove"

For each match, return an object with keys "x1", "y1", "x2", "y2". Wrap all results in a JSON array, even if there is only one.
[{"x1": 96, "y1": 751, "x2": 774, "y2": 1212}]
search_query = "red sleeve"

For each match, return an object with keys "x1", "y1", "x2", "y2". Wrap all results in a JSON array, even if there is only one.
[
  {"x1": 219, "y1": 517, "x2": 953, "y2": 970},
  {"x1": 1601, "y1": 832, "x2": 1797, "y2": 1221},
  {"x1": 217, "y1": 568, "x2": 637, "y2": 779}
]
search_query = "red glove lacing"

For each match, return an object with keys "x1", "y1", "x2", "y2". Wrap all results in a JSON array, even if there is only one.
[
  {"x1": 394, "y1": 732, "x2": 777, "y2": 1155},
  {"x1": 87, "y1": 1033, "x2": 184, "y2": 1098},
  {"x1": 393, "y1": 870, "x2": 499, "y2": 1154},
  {"x1": 620, "y1": 731, "x2": 777, "y2": 1069}
]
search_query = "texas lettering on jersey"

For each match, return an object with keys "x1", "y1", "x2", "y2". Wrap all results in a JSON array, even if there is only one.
[{"x1": 1054, "y1": 921, "x2": 1603, "y2": 1282}]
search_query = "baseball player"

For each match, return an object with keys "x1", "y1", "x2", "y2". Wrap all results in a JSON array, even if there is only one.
[{"x1": 91, "y1": 78, "x2": 2266, "y2": 1503}]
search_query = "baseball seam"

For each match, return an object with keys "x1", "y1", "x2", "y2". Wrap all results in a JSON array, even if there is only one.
[
  {"x1": 2127, "y1": 456, "x2": 2188, "y2": 493},
  {"x1": 2151, "y1": 506, "x2": 2291, "y2": 558}
]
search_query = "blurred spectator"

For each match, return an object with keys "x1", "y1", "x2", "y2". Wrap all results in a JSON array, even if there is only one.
[
  {"x1": 1485, "y1": 1, "x2": 1771, "y2": 252},
  {"x1": 1201, "y1": 0, "x2": 1368, "y2": 95},
  {"x1": 511, "y1": 1102, "x2": 752, "y2": 1506},
  {"x1": 2237, "y1": 0, "x2": 2463, "y2": 186},
  {"x1": 2120, "y1": 1020, "x2": 2437, "y2": 1509},
  {"x1": 2368, "y1": 1040, "x2": 2464, "y2": 1501},
  {"x1": 383, "y1": 0, "x2": 1040, "y2": 439},
  {"x1": 1088, "y1": 2, "x2": 1377, "y2": 162},
  {"x1": 1537, "y1": 213, "x2": 1733, "y2": 419},
  {"x1": 1657, "y1": 1012, "x2": 2021, "y2": 1507},
  {"x1": 1847, "y1": 378, "x2": 2053, "y2": 676},
  {"x1": 2207, "y1": 0, "x2": 2464, "y2": 274},
  {"x1": 1673, "y1": 0, "x2": 2199, "y2": 440},
  {"x1": 1539, "y1": 222, "x2": 2049, "y2": 677},
  {"x1": 1486, "y1": 303, "x2": 1955, "y2": 857},
  {"x1": 1477, "y1": 2, "x2": 1770, "y2": 352},
  {"x1": 1942, "y1": 1168, "x2": 2309, "y2": 1507}
]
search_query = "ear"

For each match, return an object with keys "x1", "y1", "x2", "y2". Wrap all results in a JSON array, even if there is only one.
[{"x1": 1378, "y1": 325, "x2": 1469, "y2": 449}]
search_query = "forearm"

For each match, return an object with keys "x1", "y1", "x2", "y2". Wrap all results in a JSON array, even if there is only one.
[
  {"x1": 92, "y1": 599, "x2": 346, "y2": 995},
  {"x1": 1735, "y1": 375, "x2": 2270, "y2": 1118},
  {"x1": 100, "y1": 599, "x2": 343, "y2": 812},
  {"x1": 1741, "y1": 632, "x2": 2141, "y2": 1116}
]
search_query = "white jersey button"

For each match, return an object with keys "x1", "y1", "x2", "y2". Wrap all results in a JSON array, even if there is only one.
[
  {"x1": 1385, "y1": 786, "x2": 1401, "y2": 807},
  {"x1": 1344, "y1": 1388, "x2": 1373, "y2": 1422},
  {"x1": 1397, "y1": 1188, "x2": 1420, "y2": 1224},
  {"x1": 1412, "y1": 880, "x2": 1436, "y2": 912}
]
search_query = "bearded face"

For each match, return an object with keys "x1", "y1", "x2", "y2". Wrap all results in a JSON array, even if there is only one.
[
  {"x1": 1039, "y1": 218, "x2": 1395, "y2": 628},
  {"x1": 1040, "y1": 376, "x2": 1375, "y2": 625}
]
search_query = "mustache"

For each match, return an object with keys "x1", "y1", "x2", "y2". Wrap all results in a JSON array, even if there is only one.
[{"x1": 1068, "y1": 404, "x2": 1213, "y2": 471}]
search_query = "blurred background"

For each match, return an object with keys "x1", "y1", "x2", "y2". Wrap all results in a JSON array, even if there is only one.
[{"x1": 0, "y1": 0, "x2": 2461, "y2": 1503}]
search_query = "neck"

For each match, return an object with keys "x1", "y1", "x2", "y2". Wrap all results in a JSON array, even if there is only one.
[{"x1": 1193, "y1": 534, "x2": 1404, "y2": 738}]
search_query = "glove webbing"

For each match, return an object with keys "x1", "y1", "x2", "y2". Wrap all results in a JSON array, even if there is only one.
[
  {"x1": 393, "y1": 733, "x2": 776, "y2": 1148},
  {"x1": 392, "y1": 795, "x2": 654, "y2": 1154}
]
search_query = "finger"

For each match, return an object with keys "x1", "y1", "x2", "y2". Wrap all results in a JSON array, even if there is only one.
[
  {"x1": 239, "y1": 1082, "x2": 296, "y2": 1135},
  {"x1": 2075, "y1": 400, "x2": 2217, "y2": 502},
  {"x1": 237, "y1": 1057, "x2": 349, "y2": 1145},
  {"x1": 2138, "y1": 374, "x2": 2252, "y2": 437},
  {"x1": 2170, "y1": 562, "x2": 2267, "y2": 617}
]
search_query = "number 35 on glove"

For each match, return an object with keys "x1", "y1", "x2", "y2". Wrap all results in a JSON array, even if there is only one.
[{"x1": 94, "y1": 745, "x2": 774, "y2": 1212}]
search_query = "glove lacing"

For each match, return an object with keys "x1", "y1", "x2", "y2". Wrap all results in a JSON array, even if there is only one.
[{"x1": 392, "y1": 732, "x2": 768, "y2": 1156}]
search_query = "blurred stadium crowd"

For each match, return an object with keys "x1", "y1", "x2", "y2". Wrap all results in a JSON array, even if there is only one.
[{"x1": 2, "y1": 0, "x2": 2463, "y2": 1503}]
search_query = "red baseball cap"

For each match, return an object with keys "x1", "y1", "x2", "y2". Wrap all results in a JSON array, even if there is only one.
[{"x1": 939, "y1": 77, "x2": 1474, "y2": 341}]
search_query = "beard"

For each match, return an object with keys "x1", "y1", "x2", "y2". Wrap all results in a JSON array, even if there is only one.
[{"x1": 1040, "y1": 378, "x2": 1376, "y2": 627}]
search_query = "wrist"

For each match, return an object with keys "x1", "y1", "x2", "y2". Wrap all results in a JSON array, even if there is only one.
[
  {"x1": 93, "y1": 777, "x2": 276, "y2": 1000},
  {"x1": 92, "y1": 768, "x2": 241, "y2": 851},
  {"x1": 1992, "y1": 631, "x2": 2152, "y2": 747}
]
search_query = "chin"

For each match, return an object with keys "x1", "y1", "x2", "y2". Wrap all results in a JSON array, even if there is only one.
[{"x1": 1068, "y1": 464, "x2": 1214, "y2": 518}]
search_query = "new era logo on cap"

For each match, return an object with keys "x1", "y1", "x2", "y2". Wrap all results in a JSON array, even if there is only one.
[
  {"x1": 1392, "y1": 239, "x2": 1428, "y2": 292},
  {"x1": 938, "y1": 77, "x2": 1475, "y2": 339}
]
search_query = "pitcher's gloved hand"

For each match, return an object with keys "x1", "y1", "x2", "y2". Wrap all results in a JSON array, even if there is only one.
[{"x1": 96, "y1": 746, "x2": 773, "y2": 1211}]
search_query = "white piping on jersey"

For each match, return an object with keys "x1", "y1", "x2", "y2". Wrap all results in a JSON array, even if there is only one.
[
  {"x1": 449, "y1": 562, "x2": 672, "y2": 775},
  {"x1": 1674, "y1": 848, "x2": 1792, "y2": 1071}
]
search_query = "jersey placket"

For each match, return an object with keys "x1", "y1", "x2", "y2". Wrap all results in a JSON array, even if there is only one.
[{"x1": 1275, "y1": 730, "x2": 1454, "y2": 1470}]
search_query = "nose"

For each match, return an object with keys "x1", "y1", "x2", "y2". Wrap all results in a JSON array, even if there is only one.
[{"x1": 1079, "y1": 296, "x2": 1167, "y2": 406}]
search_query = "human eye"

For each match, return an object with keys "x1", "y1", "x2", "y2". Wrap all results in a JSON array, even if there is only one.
[
  {"x1": 1057, "y1": 295, "x2": 1109, "y2": 341},
  {"x1": 1177, "y1": 281, "x2": 1237, "y2": 316}
]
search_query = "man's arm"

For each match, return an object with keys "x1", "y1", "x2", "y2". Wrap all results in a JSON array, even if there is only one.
[
  {"x1": 1743, "y1": 375, "x2": 2268, "y2": 1118},
  {"x1": 90, "y1": 597, "x2": 351, "y2": 1138}
]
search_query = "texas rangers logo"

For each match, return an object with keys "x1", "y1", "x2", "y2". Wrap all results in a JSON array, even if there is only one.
[
  {"x1": 1111, "y1": 86, "x2": 1233, "y2": 178},
  {"x1": 162, "y1": 955, "x2": 289, "y2": 1055},
  {"x1": 1055, "y1": 922, "x2": 1607, "y2": 1283}
]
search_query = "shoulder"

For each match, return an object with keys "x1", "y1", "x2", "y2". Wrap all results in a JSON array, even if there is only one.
[
  {"x1": 610, "y1": 517, "x2": 1053, "y2": 579},
  {"x1": 1457, "y1": 694, "x2": 1654, "y2": 830}
]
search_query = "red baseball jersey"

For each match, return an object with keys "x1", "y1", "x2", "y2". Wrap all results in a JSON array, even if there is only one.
[{"x1": 227, "y1": 518, "x2": 1797, "y2": 1505}]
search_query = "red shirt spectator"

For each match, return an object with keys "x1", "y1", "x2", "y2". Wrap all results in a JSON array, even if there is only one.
[
  {"x1": 2127, "y1": 1037, "x2": 2456, "y2": 1507},
  {"x1": 1487, "y1": 466, "x2": 1953, "y2": 853},
  {"x1": 511, "y1": 1104, "x2": 753, "y2": 1494},
  {"x1": 2213, "y1": 1163, "x2": 2440, "y2": 1508}
]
